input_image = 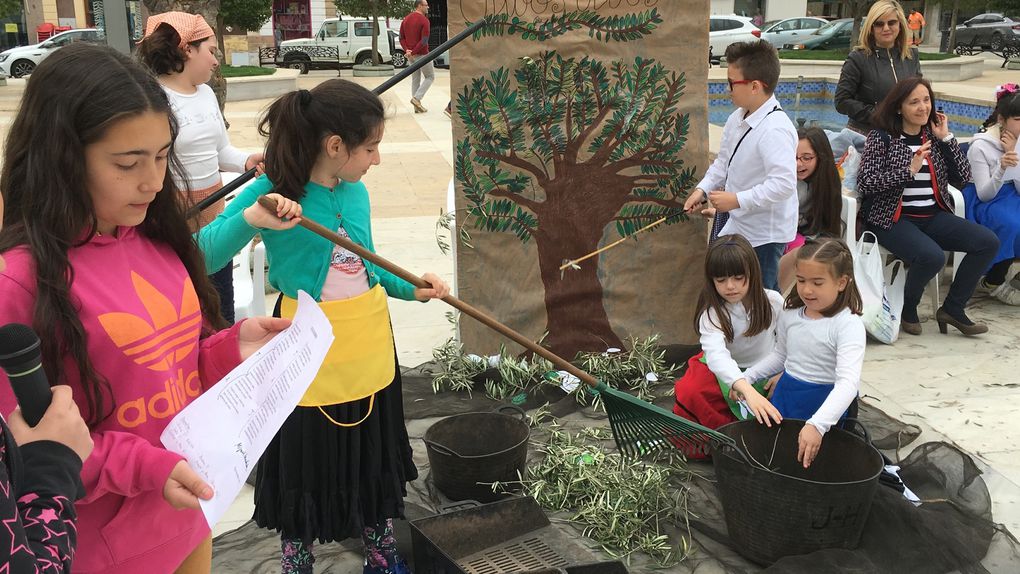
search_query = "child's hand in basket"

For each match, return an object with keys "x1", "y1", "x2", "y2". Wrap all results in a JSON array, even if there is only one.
[
  {"x1": 798, "y1": 424, "x2": 823, "y2": 468},
  {"x1": 731, "y1": 379, "x2": 782, "y2": 427}
]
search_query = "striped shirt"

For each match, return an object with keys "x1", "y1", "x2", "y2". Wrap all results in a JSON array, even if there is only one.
[{"x1": 900, "y1": 133, "x2": 937, "y2": 218}]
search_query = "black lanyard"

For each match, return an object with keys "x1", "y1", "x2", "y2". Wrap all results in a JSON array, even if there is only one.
[{"x1": 727, "y1": 105, "x2": 782, "y2": 169}]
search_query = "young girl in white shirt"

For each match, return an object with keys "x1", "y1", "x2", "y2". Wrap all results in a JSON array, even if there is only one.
[
  {"x1": 732, "y1": 237, "x2": 866, "y2": 468},
  {"x1": 674, "y1": 235, "x2": 784, "y2": 448},
  {"x1": 137, "y1": 12, "x2": 264, "y2": 323}
]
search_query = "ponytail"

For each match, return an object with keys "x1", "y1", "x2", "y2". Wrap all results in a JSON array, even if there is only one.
[{"x1": 259, "y1": 80, "x2": 385, "y2": 200}]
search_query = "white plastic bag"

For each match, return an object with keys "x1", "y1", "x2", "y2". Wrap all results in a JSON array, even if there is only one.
[
  {"x1": 853, "y1": 232, "x2": 905, "y2": 344},
  {"x1": 840, "y1": 145, "x2": 862, "y2": 194}
]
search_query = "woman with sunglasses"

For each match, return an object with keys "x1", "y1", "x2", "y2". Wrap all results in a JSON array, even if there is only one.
[{"x1": 835, "y1": 0, "x2": 921, "y2": 135}]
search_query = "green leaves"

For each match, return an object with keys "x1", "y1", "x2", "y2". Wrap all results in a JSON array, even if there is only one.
[
  {"x1": 499, "y1": 423, "x2": 693, "y2": 567},
  {"x1": 471, "y1": 9, "x2": 663, "y2": 43}
]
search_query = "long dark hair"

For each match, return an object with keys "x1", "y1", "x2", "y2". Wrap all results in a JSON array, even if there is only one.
[
  {"x1": 785, "y1": 237, "x2": 863, "y2": 317},
  {"x1": 694, "y1": 235, "x2": 772, "y2": 343},
  {"x1": 259, "y1": 80, "x2": 385, "y2": 201},
  {"x1": 0, "y1": 43, "x2": 225, "y2": 425},
  {"x1": 797, "y1": 127, "x2": 843, "y2": 238},
  {"x1": 136, "y1": 22, "x2": 209, "y2": 75},
  {"x1": 982, "y1": 91, "x2": 1020, "y2": 129},
  {"x1": 871, "y1": 76, "x2": 936, "y2": 137}
]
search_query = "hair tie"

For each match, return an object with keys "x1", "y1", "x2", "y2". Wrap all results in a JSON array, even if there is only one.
[
  {"x1": 995, "y1": 83, "x2": 1019, "y2": 101},
  {"x1": 299, "y1": 89, "x2": 313, "y2": 107}
]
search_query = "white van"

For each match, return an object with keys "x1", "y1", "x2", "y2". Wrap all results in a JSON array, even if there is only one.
[{"x1": 276, "y1": 18, "x2": 394, "y2": 72}]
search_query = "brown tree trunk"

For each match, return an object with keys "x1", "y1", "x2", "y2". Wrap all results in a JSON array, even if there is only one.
[
  {"x1": 530, "y1": 173, "x2": 628, "y2": 359},
  {"x1": 141, "y1": 0, "x2": 227, "y2": 110}
]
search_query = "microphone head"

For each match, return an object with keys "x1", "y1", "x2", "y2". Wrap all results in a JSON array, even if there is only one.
[{"x1": 0, "y1": 323, "x2": 42, "y2": 371}]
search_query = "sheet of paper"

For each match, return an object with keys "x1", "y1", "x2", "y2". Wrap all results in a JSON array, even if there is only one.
[
  {"x1": 160, "y1": 290, "x2": 334, "y2": 528},
  {"x1": 1003, "y1": 137, "x2": 1020, "y2": 182}
]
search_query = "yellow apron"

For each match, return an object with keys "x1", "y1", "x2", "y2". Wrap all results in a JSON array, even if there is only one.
[{"x1": 279, "y1": 284, "x2": 395, "y2": 426}]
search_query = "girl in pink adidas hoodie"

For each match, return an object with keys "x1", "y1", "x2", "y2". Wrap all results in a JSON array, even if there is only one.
[{"x1": 0, "y1": 44, "x2": 296, "y2": 573}]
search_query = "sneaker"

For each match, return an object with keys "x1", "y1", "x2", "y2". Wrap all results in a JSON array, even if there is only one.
[
  {"x1": 976, "y1": 278, "x2": 995, "y2": 296},
  {"x1": 990, "y1": 281, "x2": 1020, "y2": 306},
  {"x1": 410, "y1": 97, "x2": 427, "y2": 113}
]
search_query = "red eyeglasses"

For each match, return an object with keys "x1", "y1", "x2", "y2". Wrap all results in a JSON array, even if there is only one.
[{"x1": 728, "y1": 79, "x2": 755, "y2": 90}]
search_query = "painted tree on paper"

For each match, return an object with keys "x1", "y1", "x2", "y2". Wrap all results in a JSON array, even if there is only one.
[{"x1": 455, "y1": 46, "x2": 696, "y2": 358}]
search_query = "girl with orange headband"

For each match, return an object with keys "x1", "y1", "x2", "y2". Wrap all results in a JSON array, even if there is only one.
[{"x1": 137, "y1": 12, "x2": 264, "y2": 325}]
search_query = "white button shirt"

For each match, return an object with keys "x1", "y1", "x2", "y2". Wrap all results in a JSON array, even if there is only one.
[{"x1": 696, "y1": 95, "x2": 799, "y2": 246}]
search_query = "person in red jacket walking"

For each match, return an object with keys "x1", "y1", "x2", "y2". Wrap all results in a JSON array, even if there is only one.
[{"x1": 399, "y1": 0, "x2": 433, "y2": 113}]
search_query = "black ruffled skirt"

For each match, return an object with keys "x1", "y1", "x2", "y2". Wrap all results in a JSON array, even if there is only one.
[{"x1": 252, "y1": 356, "x2": 417, "y2": 544}]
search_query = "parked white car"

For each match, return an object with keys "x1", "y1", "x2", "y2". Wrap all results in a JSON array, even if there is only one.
[
  {"x1": 277, "y1": 18, "x2": 393, "y2": 72},
  {"x1": 760, "y1": 17, "x2": 828, "y2": 47},
  {"x1": 0, "y1": 28, "x2": 104, "y2": 78},
  {"x1": 710, "y1": 15, "x2": 761, "y2": 60}
]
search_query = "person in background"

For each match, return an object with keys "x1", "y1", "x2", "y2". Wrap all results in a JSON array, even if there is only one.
[
  {"x1": 835, "y1": 0, "x2": 921, "y2": 135},
  {"x1": 136, "y1": 12, "x2": 264, "y2": 324},
  {"x1": 857, "y1": 77, "x2": 998, "y2": 336},
  {"x1": 778, "y1": 127, "x2": 844, "y2": 292},
  {"x1": 908, "y1": 9, "x2": 926, "y2": 46},
  {"x1": 964, "y1": 83, "x2": 1020, "y2": 305},
  {"x1": 683, "y1": 40, "x2": 798, "y2": 292},
  {"x1": 399, "y1": 0, "x2": 433, "y2": 114}
]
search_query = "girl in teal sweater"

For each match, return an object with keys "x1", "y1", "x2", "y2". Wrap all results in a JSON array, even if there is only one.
[{"x1": 200, "y1": 80, "x2": 449, "y2": 574}]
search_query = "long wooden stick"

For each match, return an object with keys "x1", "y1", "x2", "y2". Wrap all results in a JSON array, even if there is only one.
[
  {"x1": 558, "y1": 216, "x2": 669, "y2": 271},
  {"x1": 257, "y1": 196, "x2": 598, "y2": 387}
]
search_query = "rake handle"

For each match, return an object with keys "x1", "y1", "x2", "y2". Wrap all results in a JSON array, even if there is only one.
[{"x1": 256, "y1": 196, "x2": 599, "y2": 388}]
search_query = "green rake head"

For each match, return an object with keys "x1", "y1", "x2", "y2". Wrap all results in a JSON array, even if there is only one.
[{"x1": 592, "y1": 382, "x2": 739, "y2": 459}]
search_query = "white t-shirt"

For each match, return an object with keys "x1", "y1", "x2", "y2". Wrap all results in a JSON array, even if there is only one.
[
  {"x1": 743, "y1": 307, "x2": 866, "y2": 435},
  {"x1": 699, "y1": 289, "x2": 784, "y2": 386},
  {"x1": 163, "y1": 84, "x2": 248, "y2": 190},
  {"x1": 320, "y1": 225, "x2": 370, "y2": 301}
]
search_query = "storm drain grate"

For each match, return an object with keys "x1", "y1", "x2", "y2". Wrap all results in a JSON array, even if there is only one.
[{"x1": 461, "y1": 536, "x2": 569, "y2": 574}]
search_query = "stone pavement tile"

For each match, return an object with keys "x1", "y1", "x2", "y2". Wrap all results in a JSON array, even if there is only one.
[{"x1": 902, "y1": 394, "x2": 1020, "y2": 462}]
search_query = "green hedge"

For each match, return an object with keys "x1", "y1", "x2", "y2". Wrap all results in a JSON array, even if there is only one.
[{"x1": 221, "y1": 66, "x2": 276, "y2": 78}]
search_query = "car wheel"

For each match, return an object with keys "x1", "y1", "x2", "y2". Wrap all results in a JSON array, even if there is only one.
[
  {"x1": 355, "y1": 52, "x2": 374, "y2": 66},
  {"x1": 283, "y1": 54, "x2": 310, "y2": 74},
  {"x1": 991, "y1": 33, "x2": 1004, "y2": 51},
  {"x1": 11, "y1": 59, "x2": 35, "y2": 78},
  {"x1": 392, "y1": 50, "x2": 407, "y2": 68}
]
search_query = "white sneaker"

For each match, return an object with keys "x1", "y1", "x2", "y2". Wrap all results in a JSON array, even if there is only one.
[{"x1": 990, "y1": 281, "x2": 1020, "y2": 306}]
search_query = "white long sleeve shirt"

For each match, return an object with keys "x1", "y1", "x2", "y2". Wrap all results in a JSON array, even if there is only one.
[
  {"x1": 695, "y1": 95, "x2": 799, "y2": 246},
  {"x1": 743, "y1": 307, "x2": 866, "y2": 435},
  {"x1": 163, "y1": 84, "x2": 249, "y2": 190},
  {"x1": 967, "y1": 127, "x2": 1020, "y2": 202},
  {"x1": 700, "y1": 290, "x2": 784, "y2": 386}
]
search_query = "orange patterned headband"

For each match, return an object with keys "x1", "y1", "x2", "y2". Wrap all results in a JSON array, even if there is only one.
[{"x1": 144, "y1": 12, "x2": 214, "y2": 49}]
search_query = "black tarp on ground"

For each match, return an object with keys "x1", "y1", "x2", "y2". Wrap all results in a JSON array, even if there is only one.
[{"x1": 212, "y1": 361, "x2": 1019, "y2": 573}]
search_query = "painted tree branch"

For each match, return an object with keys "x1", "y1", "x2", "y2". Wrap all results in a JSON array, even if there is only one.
[{"x1": 469, "y1": 9, "x2": 662, "y2": 43}]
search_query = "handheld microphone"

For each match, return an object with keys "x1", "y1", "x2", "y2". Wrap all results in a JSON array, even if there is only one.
[{"x1": 0, "y1": 323, "x2": 52, "y2": 427}]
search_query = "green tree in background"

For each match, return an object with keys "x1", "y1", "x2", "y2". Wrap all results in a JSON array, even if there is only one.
[
  {"x1": 221, "y1": 0, "x2": 272, "y2": 35},
  {"x1": 0, "y1": 0, "x2": 21, "y2": 19},
  {"x1": 334, "y1": 0, "x2": 413, "y2": 64}
]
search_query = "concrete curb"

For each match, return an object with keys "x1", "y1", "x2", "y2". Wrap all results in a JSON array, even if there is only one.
[{"x1": 224, "y1": 68, "x2": 301, "y2": 102}]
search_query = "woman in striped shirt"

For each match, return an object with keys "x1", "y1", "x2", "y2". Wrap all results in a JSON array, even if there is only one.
[{"x1": 857, "y1": 77, "x2": 999, "y2": 336}]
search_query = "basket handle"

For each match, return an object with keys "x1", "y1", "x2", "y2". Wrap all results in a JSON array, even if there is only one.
[
  {"x1": 423, "y1": 439, "x2": 464, "y2": 459},
  {"x1": 493, "y1": 404, "x2": 527, "y2": 421}
]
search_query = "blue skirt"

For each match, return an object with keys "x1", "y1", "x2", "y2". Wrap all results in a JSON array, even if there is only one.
[
  {"x1": 771, "y1": 371, "x2": 850, "y2": 423},
  {"x1": 962, "y1": 181, "x2": 1020, "y2": 268}
]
